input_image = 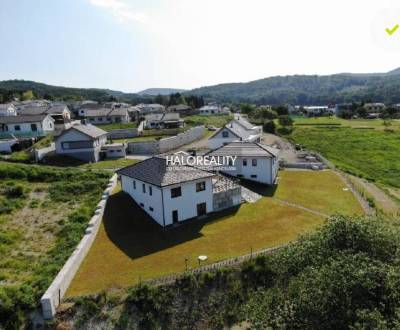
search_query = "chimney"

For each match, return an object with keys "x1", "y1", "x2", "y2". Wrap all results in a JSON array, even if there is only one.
[{"x1": 81, "y1": 119, "x2": 88, "y2": 125}]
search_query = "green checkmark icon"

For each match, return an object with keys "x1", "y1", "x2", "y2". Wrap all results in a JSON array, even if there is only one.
[{"x1": 386, "y1": 24, "x2": 399, "y2": 36}]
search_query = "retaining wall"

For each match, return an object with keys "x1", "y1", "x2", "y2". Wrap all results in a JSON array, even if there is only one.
[
  {"x1": 127, "y1": 126, "x2": 205, "y2": 155},
  {"x1": 34, "y1": 143, "x2": 56, "y2": 162},
  {"x1": 40, "y1": 174, "x2": 118, "y2": 320}
]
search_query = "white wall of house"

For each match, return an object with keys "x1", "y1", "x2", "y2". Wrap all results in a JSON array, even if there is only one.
[
  {"x1": 0, "y1": 106, "x2": 17, "y2": 117},
  {"x1": 208, "y1": 128, "x2": 241, "y2": 149},
  {"x1": 120, "y1": 175, "x2": 165, "y2": 226},
  {"x1": 5, "y1": 117, "x2": 54, "y2": 135},
  {"x1": 0, "y1": 139, "x2": 17, "y2": 153},
  {"x1": 87, "y1": 115, "x2": 129, "y2": 124},
  {"x1": 221, "y1": 156, "x2": 278, "y2": 184},
  {"x1": 161, "y1": 178, "x2": 213, "y2": 226},
  {"x1": 120, "y1": 176, "x2": 214, "y2": 227},
  {"x1": 55, "y1": 129, "x2": 106, "y2": 162}
]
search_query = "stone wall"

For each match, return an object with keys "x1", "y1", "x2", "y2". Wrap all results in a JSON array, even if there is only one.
[
  {"x1": 40, "y1": 174, "x2": 118, "y2": 320},
  {"x1": 127, "y1": 126, "x2": 205, "y2": 155}
]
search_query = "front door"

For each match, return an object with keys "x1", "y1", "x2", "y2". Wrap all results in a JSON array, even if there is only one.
[
  {"x1": 172, "y1": 210, "x2": 178, "y2": 224},
  {"x1": 197, "y1": 203, "x2": 207, "y2": 217}
]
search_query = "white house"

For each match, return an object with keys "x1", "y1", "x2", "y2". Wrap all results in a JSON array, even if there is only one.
[
  {"x1": 0, "y1": 115, "x2": 55, "y2": 137},
  {"x1": 208, "y1": 117, "x2": 262, "y2": 150},
  {"x1": 55, "y1": 123, "x2": 107, "y2": 162},
  {"x1": 101, "y1": 143, "x2": 127, "y2": 159},
  {"x1": 206, "y1": 142, "x2": 279, "y2": 185},
  {"x1": 135, "y1": 103, "x2": 165, "y2": 115},
  {"x1": 199, "y1": 105, "x2": 222, "y2": 115},
  {"x1": 0, "y1": 134, "x2": 18, "y2": 153},
  {"x1": 0, "y1": 103, "x2": 17, "y2": 117},
  {"x1": 117, "y1": 157, "x2": 241, "y2": 227},
  {"x1": 81, "y1": 108, "x2": 130, "y2": 124},
  {"x1": 144, "y1": 113, "x2": 185, "y2": 129},
  {"x1": 363, "y1": 103, "x2": 386, "y2": 113}
]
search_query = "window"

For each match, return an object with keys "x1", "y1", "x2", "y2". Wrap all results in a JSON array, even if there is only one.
[
  {"x1": 61, "y1": 141, "x2": 93, "y2": 150},
  {"x1": 228, "y1": 158, "x2": 233, "y2": 166},
  {"x1": 98, "y1": 117, "x2": 103, "y2": 122},
  {"x1": 222, "y1": 131, "x2": 229, "y2": 138},
  {"x1": 243, "y1": 159, "x2": 247, "y2": 166},
  {"x1": 252, "y1": 159, "x2": 257, "y2": 166},
  {"x1": 149, "y1": 186, "x2": 152, "y2": 196},
  {"x1": 140, "y1": 203, "x2": 144, "y2": 207},
  {"x1": 133, "y1": 180, "x2": 136, "y2": 189},
  {"x1": 251, "y1": 174, "x2": 258, "y2": 178},
  {"x1": 149, "y1": 206, "x2": 154, "y2": 212},
  {"x1": 196, "y1": 181, "x2": 206, "y2": 192},
  {"x1": 142, "y1": 183, "x2": 146, "y2": 193},
  {"x1": 171, "y1": 187, "x2": 181, "y2": 198},
  {"x1": 237, "y1": 174, "x2": 244, "y2": 178},
  {"x1": 14, "y1": 125, "x2": 21, "y2": 131},
  {"x1": 31, "y1": 123, "x2": 37, "y2": 131}
]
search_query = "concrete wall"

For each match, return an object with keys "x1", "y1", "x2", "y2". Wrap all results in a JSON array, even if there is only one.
[
  {"x1": 34, "y1": 142, "x2": 56, "y2": 161},
  {"x1": 127, "y1": 126, "x2": 205, "y2": 155},
  {"x1": 213, "y1": 186, "x2": 242, "y2": 212},
  {"x1": 40, "y1": 174, "x2": 118, "y2": 320}
]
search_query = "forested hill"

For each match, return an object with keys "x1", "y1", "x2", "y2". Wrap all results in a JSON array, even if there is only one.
[
  {"x1": 0, "y1": 80, "x2": 153, "y2": 103},
  {"x1": 188, "y1": 68, "x2": 400, "y2": 105}
]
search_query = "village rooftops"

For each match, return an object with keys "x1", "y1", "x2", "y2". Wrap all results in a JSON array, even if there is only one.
[
  {"x1": 207, "y1": 141, "x2": 279, "y2": 158},
  {"x1": 117, "y1": 156, "x2": 215, "y2": 187},
  {"x1": 82, "y1": 108, "x2": 128, "y2": 117},
  {"x1": 0, "y1": 114, "x2": 51, "y2": 124},
  {"x1": 145, "y1": 113, "x2": 181, "y2": 121}
]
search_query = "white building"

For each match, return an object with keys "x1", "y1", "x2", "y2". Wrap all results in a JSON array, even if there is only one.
[
  {"x1": 0, "y1": 103, "x2": 17, "y2": 117},
  {"x1": 0, "y1": 114, "x2": 55, "y2": 137},
  {"x1": 80, "y1": 108, "x2": 130, "y2": 124},
  {"x1": 0, "y1": 134, "x2": 18, "y2": 153},
  {"x1": 117, "y1": 157, "x2": 241, "y2": 227},
  {"x1": 144, "y1": 113, "x2": 185, "y2": 129},
  {"x1": 135, "y1": 103, "x2": 165, "y2": 114},
  {"x1": 55, "y1": 123, "x2": 107, "y2": 162},
  {"x1": 199, "y1": 105, "x2": 223, "y2": 115},
  {"x1": 101, "y1": 143, "x2": 127, "y2": 159},
  {"x1": 302, "y1": 106, "x2": 333, "y2": 116},
  {"x1": 208, "y1": 117, "x2": 262, "y2": 150},
  {"x1": 363, "y1": 103, "x2": 386, "y2": 113},
  {"x1": 206, "y1": 142, "x2": 279, "y2": 185}
]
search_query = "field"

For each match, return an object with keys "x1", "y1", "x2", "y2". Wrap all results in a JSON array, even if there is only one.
[
  {"x1": 184, "y1": 114, "x2": 233, "y2": 128},
  {"x1": 80, "y1": 158, "x2": 140, "y2": 170},
  {"x1": 0, "y1": 162, "x2": 110, "y2": 327},
  {"x1": 67, "y1": 170, "x2": 362, "y2": 296},
  {"x1": 285, "y1": 126, "x2": 400, "y2": 188}
]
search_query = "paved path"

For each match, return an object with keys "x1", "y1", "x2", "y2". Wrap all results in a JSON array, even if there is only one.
[{"x1": 241, "y1": 186, "x2": 263, "y2": 203}]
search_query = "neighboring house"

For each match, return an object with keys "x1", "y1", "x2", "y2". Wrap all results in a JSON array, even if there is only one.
[
  {"x1": 0, "y1": 133, "x2": 18, "y2": 153},
  {"x1": 0, "y1": 103, "x2": 17, "y2": 116},
  {"x1": 206, "y1": 142, "x2": 279, "y2": 185},
  {"x1": 136, "y1": 103, "x2": 165, "y2": 114},
  {"x1": 0, "y1": 115, "x2": 55, "y2": 137},
  {"x1": 81, "y1": 108, "x2": 130, "y2": 124},
  {"x1": 144, "y1": 113, "x2": 185, "y2": 129},
  {"x1": 363, "y1": 103, "x2": 386, "y2": 113},
  {"x1": 101, "y1": 143, "x2": 127, "y2": 159},
  {"x1": 46, "y1": 104, "x2": 72, "y2": 120},
  {"x1": 208, "y1": 117, "x2": 262, "y2": 149},
  {"x1": 167, "y1": 104, "x2": 193, "y2": 115},
  {"x1": 55, "y1": 123, "x2": 107, "y2": 162},
  {"x1": 302, "y1": 106, "x2": 333, "y2": 116},
  {"x1": 117, "y1": 157, "x2": 241, "y2": 227},
  {"x1": 199, "y1": 105, "x2": 222, "y2": 115}
]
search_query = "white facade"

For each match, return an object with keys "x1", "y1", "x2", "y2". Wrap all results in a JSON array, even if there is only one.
[
  {"x1": 208, "y1": 127, "x2": 241, "y2": 150},
  {"x1": 222, "y1": 156, "x2": 278, "y2": 185},
  {"x1": 199, "y1": 105, "x2": 223, "y2": 115},
  {"x1": 102, "y1": 143, "x2": 127, "y2": 159},
  {"x1": 2, "y1": 116, "x2": 55, "y2": 136},
  {"x1": 55, "y1": 129, "x2": 107, "y2": 162},
  {"x1": 0, "y1": 104, "x2": 17, "y2": 117},
  {"x1": 0, "y1": 138, "x2": 18, "y2": 153},
  {"x1": 120, "y1": 175, "x2": 214, "y2": 226}
]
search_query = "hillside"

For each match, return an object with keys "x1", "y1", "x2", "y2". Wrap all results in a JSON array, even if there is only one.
[
  {"x1": 0, "y1": 80, "x2": 153, "y2": 103},
  {"x1": 189, "y1": 68, "x2": 400, "y2": 105},
  {"x1": 138, "y1": 88, "x2": 187, "y2": 95}
]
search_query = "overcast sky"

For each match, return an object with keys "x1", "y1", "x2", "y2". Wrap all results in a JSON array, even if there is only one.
[{"x1": 1, "y1": 0, "x2": 400, "y2": 92}]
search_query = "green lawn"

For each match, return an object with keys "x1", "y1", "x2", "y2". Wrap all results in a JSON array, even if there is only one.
[
  {"x1": 184, "y1": 114, "x2": 233, "y2": 128},
  {"x1": 79, "y1": 158, "x2": 140, "y2": 170},
  {"x1": 67, "y1": 170, "x2": 362, "y2": 297},
  {"x1": 285, "y1": 126, "x2": 400, "y2": 188},
  {"x1": 94, "y1": 122, "x2": 138, "y2": 132}
]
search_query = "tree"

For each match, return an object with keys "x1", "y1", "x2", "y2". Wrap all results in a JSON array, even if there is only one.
[
  {"x1": 278, "y1": 115, "x2": 293, "y2": 127},
  {"x1": 21, "y1": 90, "x2": 34, "y2": 101},
  {"x1": 273, "y1": 105, "x2": 288, "y2": 116},
  {"x1": 256, "y1": 108, "x2": 278, "y2": 121},
  {"x1": 240, "y1": 103, "x2": 256, "y2": 115},
  {"x1": 263, "y1": 120, "x2": 276, "y2": 134}
]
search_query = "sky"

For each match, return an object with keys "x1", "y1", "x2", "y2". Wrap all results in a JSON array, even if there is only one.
[{"x1": 1, "y1": 0, "x2": 400, "y2": 92}]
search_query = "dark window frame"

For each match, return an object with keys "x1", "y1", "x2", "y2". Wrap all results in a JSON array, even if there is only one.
[
  {"x1": 171, "y1": 186, "x2": 182, "y2": 198},
  {"x1": 196, "y1": 181, "x2": 206, "y2": 192}
]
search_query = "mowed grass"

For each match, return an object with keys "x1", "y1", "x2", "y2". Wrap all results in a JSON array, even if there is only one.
[
  {"x1": 286, "y1": 127, "x2": 400, "y2": 188},
  {"x1": 274, "y1": 170, "x2": 364, "y2": 215},
  {"x1": 79, "y1": 158, "x2": 140, "y2": 170},
  {"x1": 67, "y1": 188, "x2": 323, "y2": 296},
  {"x1": 67, "y1": 170, "x2": 363, "y2": 297}
]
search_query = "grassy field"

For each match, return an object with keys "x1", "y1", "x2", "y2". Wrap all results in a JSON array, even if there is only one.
[
  {"x1": 67, "y1": 170, "x2": 362, "y2": 296},
  {"x1": 184, "y1": 114, "x2": 233, "y2": 128},
  {"x1": 80, "y1": 158, "x2": 140, "y2": 170},
  {"x1": 285, "y1": 126, "x2": 400, "y2": 188},
  {"x1": 292, "y1": 116, "x2": 400, "y2": 130},
  {"x1": 94, "y1": 122, "x2": 138, "y2": 131},
  {"x1": 0, "y1": 162, "x2": 110, "y2": 326}
]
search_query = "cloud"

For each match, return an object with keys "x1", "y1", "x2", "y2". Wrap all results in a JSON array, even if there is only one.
[{"x1": 88, "y1": 0, "x2": 149, "y2": 24}]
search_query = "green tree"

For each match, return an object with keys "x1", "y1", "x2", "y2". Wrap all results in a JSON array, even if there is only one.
[
  {"x1": 21, "y1": 90, "x2": 34, "y2": 101},
  {"x1": 240, "y1": 103, "x2": 256, "y2": 115},
  {"x1": 278, "y1": 115, "x2": 293, "y2": 127}
]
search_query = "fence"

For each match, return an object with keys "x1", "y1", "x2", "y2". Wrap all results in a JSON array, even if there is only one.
[
  {"x1": 40, "y1": 174, "x2": 118, "y2": 320},
  {"x1": 143, "y1": 244, "x2": 289, "y2": 287},
  {"x1": 107, "y1": 128, "x2": 139, "y2": 139}
]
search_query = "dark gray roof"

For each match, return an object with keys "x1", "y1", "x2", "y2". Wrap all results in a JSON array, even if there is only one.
[
  {"x1": 83, "y1": 108, "x2": 127, "y2": 117},
  {"x1": 145, "y1": 113, "x2": 181, "y2": 121},
  {"x1": 47, "y1": 104, "x2": 70, "y2": 114},
  {"x1": 70, "y1": 124, "x2": 107, "y2": 138},
  {"x1": 0, "y1": 114, "x2": 51, "y2": 124},
  {"x1": 233, "y1": 117, "x2": 255, "y2": 130},
  {"x1": 207, "y1": 142, "x2": 279, "y2": 158},
  {"x1": 17, "y1": 106, "x2": 48, "y2": 116},
  {"x1": 167, "y1": 104, "x2": 192, "y2": 111},
  {"x1": 117, "y1": 157, "x2": 215, "y2": 187},
  {"x1": 0, "y1": 103, "x2": 16, "y2": 110}
]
